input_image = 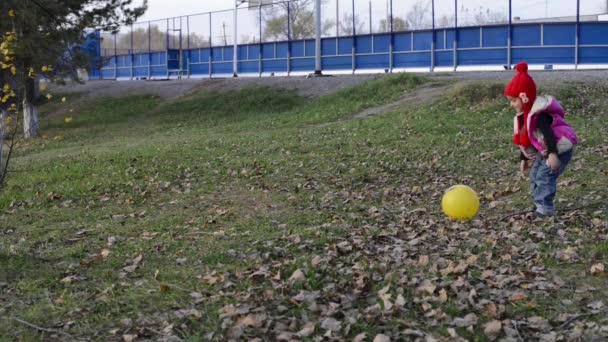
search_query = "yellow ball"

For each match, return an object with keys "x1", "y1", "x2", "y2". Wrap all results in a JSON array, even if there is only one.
[{"x1": 441, "y1": 185, "x2": 480, "y2": 220}]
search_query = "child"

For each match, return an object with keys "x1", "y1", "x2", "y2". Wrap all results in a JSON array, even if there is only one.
[{"x1": 504, "y1": 62, "x2": 577, "y2": 217}]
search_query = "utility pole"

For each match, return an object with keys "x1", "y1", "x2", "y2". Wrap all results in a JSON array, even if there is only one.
[
  {"x1": 222, "y1": 22, "x2": 228, "y2": 46},
  {"x1": 336, "y1": 0, "x2": 339, "y2": 37},
  {"x1": 314, "y1": 0, "x2": 322, "y2": 75},
  {"x1": 369, "y1": 1, "x2": 372, "y2": 34}
]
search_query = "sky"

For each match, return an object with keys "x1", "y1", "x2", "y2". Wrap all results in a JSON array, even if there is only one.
[
  {"x1": 128, "y1": 0, "x2": 607, "y2": 46},
  {"x1": 138, "y1": 0, "x2": 607, "y2": 22}
]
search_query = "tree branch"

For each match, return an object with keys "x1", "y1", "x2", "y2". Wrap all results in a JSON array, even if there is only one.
[{"x1": 14, "y1": 317, "x2": 73, "y2": 337}]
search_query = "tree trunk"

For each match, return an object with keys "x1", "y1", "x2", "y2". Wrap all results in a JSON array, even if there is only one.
[
  {"x1": 0, "y1": 108, "x2": 7, "y2": 179},
  {"x1": 23, "y1": 77, "x2": 40, "y2": 139}
]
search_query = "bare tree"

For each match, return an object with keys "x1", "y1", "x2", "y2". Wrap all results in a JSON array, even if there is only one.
[
  {"x1": 338, "y1": 13, "x2": 366, "y2": 36},
  {"x1": 261, "y1": 0, "x2": 332, "y2": 40},
  {"x1": 379, "y1": 16, "x2": 409, "y2": 32},
  {"x1": 406, "y1": 1, "x2": 432, "y2": 30},
  {"x1": 460, "y1": 5, "x2": 506, "y2": 26}
]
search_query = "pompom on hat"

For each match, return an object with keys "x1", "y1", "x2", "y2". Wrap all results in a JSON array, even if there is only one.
[
  {"x1": 505, "y1": 62, "x2": 537, "y2": 147},
  {"x1": 505, "y1": 62, "x2": 536, "y2": 112}
]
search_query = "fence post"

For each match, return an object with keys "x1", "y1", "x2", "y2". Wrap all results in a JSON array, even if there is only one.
[
  {"x1": 259, "y1": 4, "x2": 262, "y2": 77},
  {"x1": 575, "y1": 0, "x2": 580, "y2": 69},
  {"x1": 187, "y1": 16, "x2": 191, "y2": 78},
  {"x1": 148, "y1": 22, "x2": 151, "y2": 79},
  {"x1": 114, "y1": 33, "x2": 117, "y2": 80},
  {"x1": 431, "y1": 0, "x2": 435, "y2": 71},
  {"x1": 130, "y1": 24, "x2": 134, "y2": 80},
  {"x1": 209, "y1": 12, "x2": 213, "y2": 79},
  {"x1": 352, "y1": 0, "x2": 356, "y2": 74},
  {"x1": 453, "y1": 0, "x2": 458, "y2": 71},
  {"x1": 335, "y1": 0, "x2": 339, "y2": 54},
  {"x1": 287, "y1": 2, "x2": 291, "y2": 76},
  {"x1": 389, "y1": 0, "x2": 394, "y2": 72},
  {"x1": 233, "y1": 1, "x2": 238, "y2": 77},
  {"x1": 166, "y1": 18, "x2": 169, "y2": 79},
  {"x1": 314, "y1": 0, "x2": 322, "y2": 75},
  {"x1": 508, "y1": 0, "x2": 512, "y2": 69}
]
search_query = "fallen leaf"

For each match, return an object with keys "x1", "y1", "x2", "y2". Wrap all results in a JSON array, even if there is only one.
[
  {"x1": 297, "y1": 322, "x2": 315, "y2": 337},
  {"x1": 590, "y1": 263, "x2": 604, "y2": 275},
  {"x1": 373, "y1": 334, "x2": 391, "y2": 342},
  {"x1": 484, "y1": 320, "x2": 502, "y2": 339},
  {"x1": 453, "y1": 313, "x2": 478, "y2": 327},
  {"x1": 439, "y1": 288, "x2": 448, "y2": 303},
  {"x1": 353, "y1": 332, "x2": 367, "y2": 342},
  {"x1": 510, "y1": 292, "x2": 528, "y2": 302},
  {"x1": 289, "y1": 269, "x2": 306, "y2": 283},
  {"x1": 122, "y1": 334, "x2": 137, "y2": 342},
  {"x1": 416, "y1": 280, "x2": 436, "y2": 295},
  {"x1": 320, "y1": 317, "x2": 341, "y2": 332}
]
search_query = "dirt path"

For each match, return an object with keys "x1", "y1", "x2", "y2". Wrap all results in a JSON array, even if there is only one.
[
  {"x1": 50, "y1": 75, "x2": 381, "y2": 100},
  {"x1": 352, "y1": 82, "x2": 450, "y2": 120}
]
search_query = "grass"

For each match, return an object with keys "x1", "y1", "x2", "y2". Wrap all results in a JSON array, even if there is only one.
[{"x1": 1, "y1": 74, "x2": 607, "y2": 340}]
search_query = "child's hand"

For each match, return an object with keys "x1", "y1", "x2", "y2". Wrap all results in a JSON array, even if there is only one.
[
  {"x1": 520, "y1": 160, "x2": 529, "y2": 177},
  {"x1": 546, "y1": 153, "x2": 561, "y2": 171}
]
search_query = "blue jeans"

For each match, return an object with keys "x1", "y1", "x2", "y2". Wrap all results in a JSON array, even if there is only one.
[{"x1": 529, "y1": 149, "x2": 573, "y2": 216}]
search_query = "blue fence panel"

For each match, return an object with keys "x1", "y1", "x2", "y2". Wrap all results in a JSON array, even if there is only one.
[
  {"x1": 151, "y1": 66, "x2": 167, "y2": 76},
  {"x1": 338, "y1": 37, "x2": 353, "y2": 55},
  {"x1": 544, "y1": 24, "x2": 575, "y2": 46},
  {"x1": 304, "y1": 40, "x2": 315, "y2": 57},
  {"x1": 458, "y1": 49, "x2": 507, "y2": 65},
  {"x1": 291, "y1": 57, "x2": 314, "y2": 71},
  {"x1": 322, "y1": 38, "x2": 337, "y2": 55},
  {"x1": 322, "y1": 56, "x2": 352, "y2": 70},
  {"x1": 435, "y1": 51, "x2": 454, "y2": 66},
  {"x1": 413, "y1": 32, "x2": 432, "y2": 51},
  {"x1": 151, "y1": 52, "x2": 165, "y2": 65},
  {"x1": 116, "y1": 55, "x2": 131, "y2": 68},
  {"x1": 190, "y1": 63, "x2": 209, "y2": 75},
  {"x1": 356, "y1": 54, "x2": 389, "y2": 69},
  {"x1": 101, "y1": 69, "x2": 115, "y2": 79},
  {"x1": 91, "y1": 18, "x2": 608, "y2": 80},
  {"x1": 133, "y1": 67, "x2": 148, "y2": 77},
  {"x1": 513, "y1": 25, "x2": 541, "y2": 46},
  {"x1": 262, "y1": 60, "x2": 287, "y2": 72},
  {"x1": 355, "y1": 36, "x2": 373, "y2": 54},
  {"x1": 211, "y1": 47, "x2": 224, "y2": 61},
  {"x1": 374, "y1": 34, "x2": 391, "y2": 53},
  {"x1": 580, "y1": 47, "x2": 608, "y2": 64},
  {"x1": 291, "y1": 41, "x2": 305, "y2": 57},
  {"x1": 248, "y1": 45, "x2": 260, "y2": 60},
  {"x1": 212, "y1": 62, "x2": 232, "y2": 74},
  {"x1": 394, "y1": 32, "x2": 412, "y2": 52},
  {"x1": 580, "y1": 22, "x2": 608, "y2": 45},
  {"x1": 262, "y1": 43, "x2": 275, "y2": 59},
  {"x1": 482, "y1": 27, "x2": 508, "y2": 48},
  {"x1": 446, "y1": 30, "x2": 455, "y2": 49},
  {"x1": 238, "y1": 46, "x2": 248, "y2": 60},
  {"x1": 394, "y1": 52, "x2": 431, "y2": 68},
  {"x1": 133, "y1": 54, "x2": 149, "y2": 66},
  {"x1": 435, "y1": 31, "x2": 444, "y2": 50},
  {"x1": 276, "y1": 42, "x2": 288, "y2": 58},
  {"x1": 512, "y1": 47, "x2": 574, "y2": 64},
  {"x1": 459, "y1": 28, "x2": 480, "y2": 48},
  {"x1": 116, "y1": 68, "x2": 130, "y2": 78},
  {"x1": 239, "y1": 61, "x2": 259, "y2": 73},
  {"x1": 225, "y1": 47, "x2": 234, "y2": 61},
  {"x1": 200, "y1": 49, "x2": 210, "y2": 63}
]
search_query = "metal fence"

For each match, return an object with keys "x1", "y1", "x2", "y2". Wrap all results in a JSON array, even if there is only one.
[{"x1": 92, "y1": 0, "x2": 608, "y2": 79}]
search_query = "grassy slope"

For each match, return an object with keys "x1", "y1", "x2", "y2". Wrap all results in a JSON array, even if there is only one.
[{"x1": 0, "y1": 75, "x2": 606, "y2": 341}]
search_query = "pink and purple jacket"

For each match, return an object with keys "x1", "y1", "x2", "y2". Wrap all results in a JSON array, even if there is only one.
[{"x1": 514, "y1": 95, "x2": 577, "y2": 159}]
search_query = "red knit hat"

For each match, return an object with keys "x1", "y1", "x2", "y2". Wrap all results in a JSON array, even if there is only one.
[{"x1": 505, "y1": 62, "x2": 536, "y2": 147}]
